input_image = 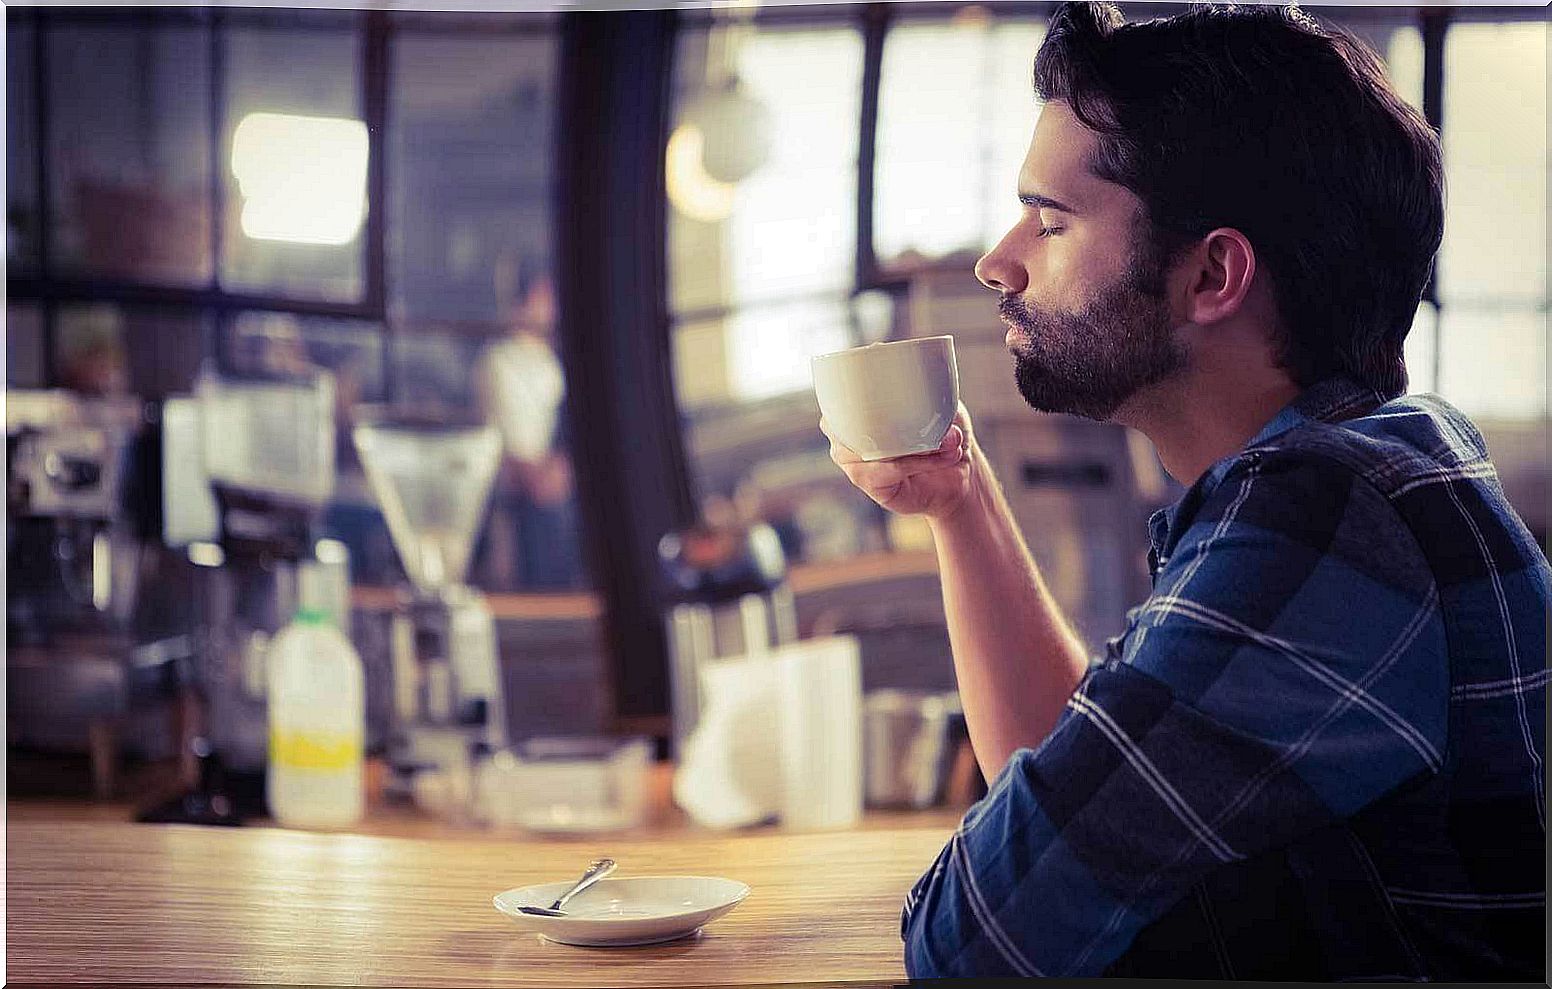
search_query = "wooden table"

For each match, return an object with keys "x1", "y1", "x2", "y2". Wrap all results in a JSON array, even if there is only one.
[{"x1": 7, "y1": 820, "x2": 955, "y2": 986}]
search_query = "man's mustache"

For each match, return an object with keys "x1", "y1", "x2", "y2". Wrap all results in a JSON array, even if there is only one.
[{"x1": 998, "y1": 295, "x2": 1041, "y2": 332}]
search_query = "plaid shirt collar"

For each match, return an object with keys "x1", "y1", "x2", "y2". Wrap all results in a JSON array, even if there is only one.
[{"x1": 1148, "y1": 376, "x2": 1387, "y2": 565}]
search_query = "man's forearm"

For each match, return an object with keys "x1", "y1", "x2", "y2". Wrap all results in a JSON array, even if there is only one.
[{"x1": 929, "y1": 445, "x2": 1090, "y2": 782}]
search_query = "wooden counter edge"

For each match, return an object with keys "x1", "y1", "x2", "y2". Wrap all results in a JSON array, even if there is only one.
[{"x1": 348, "y1": 549, "x2": 941, "y2": 621}]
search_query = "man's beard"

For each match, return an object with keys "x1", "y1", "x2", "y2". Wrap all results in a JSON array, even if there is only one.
[{"x1": 1003, "y1": 259, "x2": 1187, "y2": 421}]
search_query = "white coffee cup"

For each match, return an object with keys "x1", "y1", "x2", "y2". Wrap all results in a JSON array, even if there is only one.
[{"x1": 811, "y1": 335, "x2": 959, "y2": 462}]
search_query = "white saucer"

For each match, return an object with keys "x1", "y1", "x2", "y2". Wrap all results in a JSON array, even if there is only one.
[{"x1": 493, "y1": 876, "x2": 750, "y2": 947}]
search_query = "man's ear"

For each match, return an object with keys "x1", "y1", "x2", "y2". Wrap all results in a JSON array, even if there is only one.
[{"x1": 1176, "y1": 227, "x2": 1257, "y2": 325}]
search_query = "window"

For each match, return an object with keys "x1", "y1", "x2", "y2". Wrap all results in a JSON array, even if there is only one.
[
  {"x1": 666, "y1": 15, "x2": 881, "y2": 566},
  {"x1": 662, "y1": 5, "x2": 1473, "y2": 566},
  {"x1": 387, "y1": 27, "x2": 583, "y2": 592},
  {"x1": 7, "y1": 20, "x2": 40, "y2": 274},
  {"x1": 668, "y1": 20, "x2": 864, "y2": 404},
  {"x1": 7, "y1": 303, "x2": 45, "y2": 388},
  {"x1": 9, "y1": 9, "x2": 577, "y2": 594},
  {"x1": 45, "y1": 21, "x2": 213, "y2": 286},
  {"x1": 874, "y1": 11, "x2": 1044, "y2": 270},
  {"x1": 390, "y1": 34, "x2": 556, "y2": 326},
  {"x1": 1320, "y1": 14, "x2": 1437, "y2": 398},
  {"x1": 55, "y1": 303, "x2": 208, "y2": 400},
  {"x1": 222, "y1": 20, "x2": 363, "y2": 301},
  {"x1": 1435, "y1": 19, "x2": 1547, "y2": 420}
]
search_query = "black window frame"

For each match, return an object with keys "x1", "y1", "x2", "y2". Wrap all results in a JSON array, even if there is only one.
[{"x1": 6, "y1": 6, "x2": 560, "y2": 397}]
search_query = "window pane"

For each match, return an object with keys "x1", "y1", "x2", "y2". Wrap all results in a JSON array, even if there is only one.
[
  {"x1": 46, "y1": 20, "x2": 214, "y2": 285},
  {"x1": 1317, "y1": 15, "x2": 1425, "y2": 112},
  {"x1": 221, "y1": 22, "x2": 364, "y2": 302},
  {"x1": 668, "y1": 24, "x2": 863, "y2": 314},
  {"x1": 1381, "y1": 23, "x2": 1425, "y2": 112},
  {"x1": 674, "y1": 295, "x2": 856, "y2": 411},
  {"x1": 668, "y1": 22, "x2": 869, "y2": 569},
  {"x1": 1437, "y1": 306, "x2": 1547, "y2": 420},
  {"x1": 388, "y1": 331, "x2": 483, "y2": 417},
  {"x1": 54, "y1": 302, "x2": 129, "y2": 395},
  {"x1": 1403, "y1": 301, "x2": 1438, "y2": 396},
  {"x1": 8, "y1": 19, "x2": 40, "y2": 274},
  {"x1": 875, "y1": 15, "x2": 1045, "y2": 268},
  {"x1": 226, "y1": 311, "x2": 384, "y2": 407},
  {"x1": 56, "y1": 303, "x2": 208, "y2": 399},
  {"x1": 1439, "y1": 21, "x2": 1547, "y2": 306},
  {"x1": 7, "y1": 304, "x2": 45, "y2": 388},
  {"x1": 391, "y1": 33, "x2": 556, "y2": 325},
  {"x1": 126, "y1": 308, "x2": 209, "y2": 399}
]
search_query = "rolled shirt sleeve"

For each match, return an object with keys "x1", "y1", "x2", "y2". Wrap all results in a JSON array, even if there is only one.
[{"x1": 901, "y1": 452, "x2": 1449, "y2": 978}]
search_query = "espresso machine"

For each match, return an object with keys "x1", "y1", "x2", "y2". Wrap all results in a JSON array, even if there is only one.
[
  {"x1": 351, "y1": 414, "x2": 505, "y2": 806},
  {"x1": 6, "y1": 390, "x2": 182, "y2": 797},
  {"x1": 7, "y1": 391, "x2": 144, "y2": 638}
]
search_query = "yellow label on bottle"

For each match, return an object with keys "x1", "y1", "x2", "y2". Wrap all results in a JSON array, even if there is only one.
[{"x1": 270, "y1": 730, "x2": 362, "y2": 772}]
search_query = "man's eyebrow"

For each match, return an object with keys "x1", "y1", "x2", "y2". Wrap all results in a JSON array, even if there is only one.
[{"x1": 1018, "y1": 192, "x2": 1078, "y2": 213}]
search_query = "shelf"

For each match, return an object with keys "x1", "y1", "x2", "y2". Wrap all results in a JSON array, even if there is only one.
[
  {"x1": 348, "y1": 549, "x2": 940, "y2": 623},
  {"x1": 350, "y1": 585, "x2": 604, "y2": 621},
  {"x1": 788, "y1": 548, "x2": 939, "y2": 594}
]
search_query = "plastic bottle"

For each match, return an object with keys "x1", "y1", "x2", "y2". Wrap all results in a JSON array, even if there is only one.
[{"x1": 266, "y1": 606, "x2": 365, "y2": 828}]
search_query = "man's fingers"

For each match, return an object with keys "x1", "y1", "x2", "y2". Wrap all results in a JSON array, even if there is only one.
[
  {"x1": 879, "y1": 425, "x2": 962, "y2": 463},
  {"x1": 950, "y1": 404, "x2": 973, "y2": 440},
  {"x1": 842, "y1": 442, "x2": 963, "y2": 488},
  {"x1": 824, "y1": 418, "x2": 967, "y2": 478},
  {"x1": 826, "y1": 420, "x2": 965, "y2": 470},
  {"x1": 819, "y1": 417, "x2": 864, "y2": 466}
]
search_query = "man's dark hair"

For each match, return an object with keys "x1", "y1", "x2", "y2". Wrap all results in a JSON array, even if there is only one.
[{"x1": 1033, "y1": 2, "x2": 1444, "y2": 399}]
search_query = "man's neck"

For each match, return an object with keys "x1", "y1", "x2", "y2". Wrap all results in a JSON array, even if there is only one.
[{"x1": 1118, "y1": 370, "x2": 1304, "y2": 488}]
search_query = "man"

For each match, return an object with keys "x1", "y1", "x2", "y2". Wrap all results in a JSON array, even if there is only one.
[{"x1": 823, "y1": 3, "x2": 1546, "y2": 980}]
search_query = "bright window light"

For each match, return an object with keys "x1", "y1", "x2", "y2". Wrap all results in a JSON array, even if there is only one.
[{"x1": 231, "y1": 112, "x2": 369, "y2": 246}]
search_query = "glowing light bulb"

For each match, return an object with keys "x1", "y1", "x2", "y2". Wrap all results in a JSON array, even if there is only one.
[{"x1": 666, "y1": 123, "x2": 738, "y2": 223}]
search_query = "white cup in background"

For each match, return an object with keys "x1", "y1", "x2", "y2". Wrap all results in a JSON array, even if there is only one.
[
  {"x1": 811, "y1": 335, "x2": 960, "y2": 462},
  {"x1": 775, "y1": 635, "x2": 862, "y2": 831},
  {"x1": 671, "y1": 635, "x2": 863, "y2": 832}
]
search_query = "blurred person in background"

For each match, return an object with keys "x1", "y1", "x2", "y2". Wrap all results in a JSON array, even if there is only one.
[
  {"x1": 56, "y1": 304, "x2": 129, "y2": 396},
  {"x1": 825, "y1": 3, "x2": 1547, "y2": 980},
  {"x1": 474, "y1": 258, "x2": 585, "y2": 590}
]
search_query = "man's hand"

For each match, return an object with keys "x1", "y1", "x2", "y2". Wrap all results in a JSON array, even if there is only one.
[
  {"x1": 825, "y1": 400, "x2": 1089, "y2": 782},
  {"x1": 821, "y1": 404, "x2": 979, "y2": 521}
]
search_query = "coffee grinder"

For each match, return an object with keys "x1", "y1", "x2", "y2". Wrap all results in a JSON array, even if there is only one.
[
  {"x1": 171, "y1": 365, "x2": 349, "y2": 817},
  {"x1": 351, "y1": 414, "x2": 505, "y2": 808}
]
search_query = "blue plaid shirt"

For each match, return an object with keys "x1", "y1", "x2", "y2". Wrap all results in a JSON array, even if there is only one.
[{"x1": 902, "y1": 377, "x2": 1548, "y2": 980}]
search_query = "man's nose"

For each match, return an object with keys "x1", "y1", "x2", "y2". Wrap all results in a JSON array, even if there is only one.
[{"x1": 974, "y1": 244, "x2": 1027, "y2": 295}]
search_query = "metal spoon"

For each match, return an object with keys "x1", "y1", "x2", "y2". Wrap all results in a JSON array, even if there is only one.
[{"x1": 516, "y1": 858, "x2": 617, "y2": 917}]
